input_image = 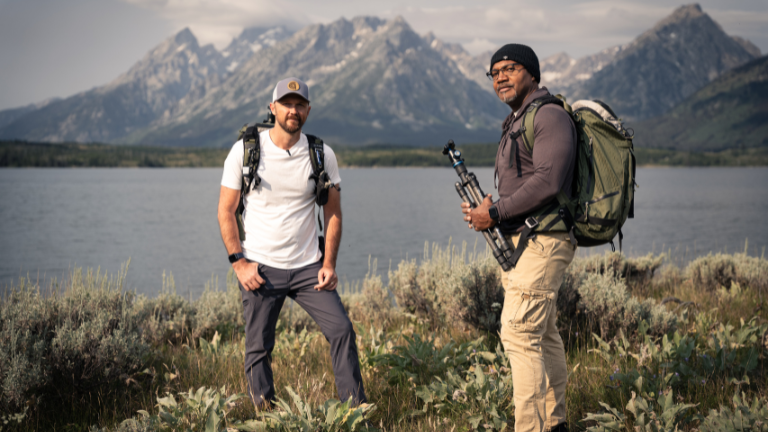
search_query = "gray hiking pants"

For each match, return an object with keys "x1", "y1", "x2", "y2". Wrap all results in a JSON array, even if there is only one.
[{"x1": 240, "y1": 260, "x2": 366, "y2": 407}]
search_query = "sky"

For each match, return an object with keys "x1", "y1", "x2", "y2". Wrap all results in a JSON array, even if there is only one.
[{"x1": 1, "y1": 0, "x2": 766, "y2": 111}]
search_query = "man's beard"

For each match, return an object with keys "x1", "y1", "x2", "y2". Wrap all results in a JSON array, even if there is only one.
[
  {"x1": 277, "y1": 114, "x2": 304, "y2": 134},
  {"x1": 497, "y1": 86, "x2": 517, "y2": 104}
]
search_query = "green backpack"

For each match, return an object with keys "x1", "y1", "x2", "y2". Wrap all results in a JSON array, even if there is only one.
[{"x1": 511, "y1": 95, "x2": 635, "y2": 255}]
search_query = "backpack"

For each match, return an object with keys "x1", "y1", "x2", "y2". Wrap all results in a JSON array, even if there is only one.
[
  {"x1": 507, "y1": 94, "x2": 635, "y2": 263},
  {"x1": 234, "y1": 120, "x2": 333, "y2": 243}
]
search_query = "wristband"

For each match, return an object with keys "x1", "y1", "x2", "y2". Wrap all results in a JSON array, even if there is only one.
[
  {"x1": 488, "y1": 205, "x2": 500, "y2": 221},
  {"x1": 228, "y1": 252, "x2": 245, "y2": 263}
]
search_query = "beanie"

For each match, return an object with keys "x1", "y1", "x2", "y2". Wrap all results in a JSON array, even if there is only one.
[{"x1": 489, "y1": 44, "x2": 540, "y2": 83}]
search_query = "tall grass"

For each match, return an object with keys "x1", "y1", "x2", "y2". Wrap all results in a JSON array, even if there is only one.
[{"x1": 1, "y1": 245, "x2": 766, "y2": 431}]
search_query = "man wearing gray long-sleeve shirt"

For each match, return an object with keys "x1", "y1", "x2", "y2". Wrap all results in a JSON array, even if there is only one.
[{"x1": 462, "y1": 44, "x2": 576, "y2": 432}]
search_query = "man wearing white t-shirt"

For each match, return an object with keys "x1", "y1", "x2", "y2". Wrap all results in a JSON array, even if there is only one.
[{"x1": 217, "y1": 77, "x2": 366, "y2": 408}]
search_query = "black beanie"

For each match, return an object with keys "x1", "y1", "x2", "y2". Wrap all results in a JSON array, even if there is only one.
[{"x1": 490, "y1": 44, "x2": 540, "y2": 83}]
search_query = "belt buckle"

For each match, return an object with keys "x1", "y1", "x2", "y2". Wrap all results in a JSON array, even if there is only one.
[{"x1": 525, "y1": 217, "x2": 539, "y2": 230}]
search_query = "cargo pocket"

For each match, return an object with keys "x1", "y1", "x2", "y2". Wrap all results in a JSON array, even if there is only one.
[{"x1": 508, "y1": 291, "x2": 554, "y2": 333}]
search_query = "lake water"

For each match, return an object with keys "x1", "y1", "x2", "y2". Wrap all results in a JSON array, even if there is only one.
[{"x1": 1, "y1": 167, "x2": 767, "y2": 298}]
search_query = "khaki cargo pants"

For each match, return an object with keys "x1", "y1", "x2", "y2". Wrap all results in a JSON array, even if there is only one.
[{"x1": 501, "y1": 232, "x2": 576, "y2": 432}]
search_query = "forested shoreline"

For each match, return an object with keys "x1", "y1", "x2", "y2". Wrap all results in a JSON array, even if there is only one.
[{"x1": 2, "y1": 140, "x2": 767, "y2": 168}]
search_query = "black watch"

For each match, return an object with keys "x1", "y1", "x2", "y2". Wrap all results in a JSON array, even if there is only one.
[
  {"x1": 228, "y1": 252, "x2": 245, "y2": 263},
  {"x1": 488, "y1": 205, "x2": 500, "y2": 221}
]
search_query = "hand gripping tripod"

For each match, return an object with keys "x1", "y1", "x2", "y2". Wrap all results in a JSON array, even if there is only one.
[{"x1": 442, "y1": 140, "x2": 515, "y2": 271}]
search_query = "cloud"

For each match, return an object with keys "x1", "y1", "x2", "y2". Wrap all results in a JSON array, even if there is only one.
[
  {"x1": 463, "y1": 38, "x2": 497, "y2": 55},
  {"x1": 119, "y1": 0, "x2": 768, "y2": 57},
  {"x1": 122, "y1": 0, "x2": 311, "y2": 47}
]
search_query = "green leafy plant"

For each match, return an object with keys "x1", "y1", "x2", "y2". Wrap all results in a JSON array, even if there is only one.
[
  {"x1": 698, "y1": 391, "x2": 768, "y2": 432},
  {"x1": 582, "y1": 377, "x2": 696, "y2": 432},
  {"x1": 273, "y1": 327, "x2": 321, "y2": 359},
  {"x1": 136, "y1": 385, "x2": 245, "y2": 432},
  {"x1": 413, "y1": 362, "x2": 513, "y2": 431},
  {"x1": 369, "y1": 334, "x2": 493, "y2": 386},
  {"x1": 254, "y1": 386, "x2": 377, "y2": 431}
]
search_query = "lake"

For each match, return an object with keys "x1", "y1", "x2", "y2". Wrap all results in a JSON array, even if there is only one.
[{"x1": 1, "y1": 167, "x2": 766, "y2": 298}]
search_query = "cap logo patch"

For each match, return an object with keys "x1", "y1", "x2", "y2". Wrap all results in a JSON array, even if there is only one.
[
  {"x1": 503, "y1": 56, "x2": 508, "y2": 60},
  {"x1": 287, "y1": 81, "x2": 300, "y2": 91}
]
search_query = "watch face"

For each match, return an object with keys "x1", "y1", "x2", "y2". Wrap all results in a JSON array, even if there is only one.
[{"x1": 489, "y1": 206, "x2": 499, "y2": 220}]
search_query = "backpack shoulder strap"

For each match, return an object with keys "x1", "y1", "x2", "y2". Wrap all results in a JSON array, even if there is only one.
[
  {"x1": 305, "y1": 134, "x2": 325, "y2": 178},
  {"x1": 305, "y1": 134, "x2": 333, "y2": 209},
  {"x1": 519, "y1": 95, "x2": 565, "y2": 154},
  {"x1": 241, "y1": 125, "x2": 261, "y2": 190},
  {"x1": 236, "y1": 124, "x2": 261, "y2": 241}
]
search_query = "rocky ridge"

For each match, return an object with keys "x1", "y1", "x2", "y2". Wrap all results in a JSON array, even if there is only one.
[
  {"x1": 125, "y1": 16, "x2": 506, "y2": 147},
  {"x1": 0, "y1": 29, "x2": 227, "y2": 143},
  {"x1": 0, "y1": 4, "x2": 762, "y2": 147},
  {"x1": 632, "y1": 54, "x2": 768, "y2": 151},
  {"x1": 568, "y1": 4, "x2": 759, "y2": 120}
]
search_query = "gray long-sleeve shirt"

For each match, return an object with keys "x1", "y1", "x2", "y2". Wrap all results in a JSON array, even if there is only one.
[{"x1": 494, "y1": 87, "x2": 576, "y2": 233}]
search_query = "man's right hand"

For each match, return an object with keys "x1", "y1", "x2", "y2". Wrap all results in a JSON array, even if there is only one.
[{"x1": 232, "y1": 259, "x2": 265, "y2": 291}]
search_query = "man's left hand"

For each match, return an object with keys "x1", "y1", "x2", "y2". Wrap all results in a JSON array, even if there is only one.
[
  {"x1": 463, "y1": 194, "x2": 496, "y2": 231},
  {"x1": 315, "y1": 266, "x2": 338, "y2": 291}
]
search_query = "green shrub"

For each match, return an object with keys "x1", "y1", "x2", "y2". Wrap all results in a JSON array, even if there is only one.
[
  {"x1": 556, "y1": 269, "x2": 582, "y2": 341},
  {"x1": 433, "y1": 251, "x2": 503, "y2": 335},
  {"x1": 577, "y1": 273, "x2": 676, "y2": 339},
  {"x1": 625, "y1": 253, "x2": 666, "y2": 292},
  {"x1": 732, "y1": 253, "x2": 768, "y2": 295},
  {"x1": 388, "y1": 259, "x2": 429, "y2": 317},
  {"x1": 687, "y1": 253, "x2": 768, "y2": 294},
  {"x1": 0, "y1": 265, "x2": 149, "y2": 413},
  {"x1": 132, "y1": 272, "x2": 196, "y2": 346},
  {"x1": 192, "y1": 272, "x2": 244, "y2": 341},
  {"x1": 571, "y1": 252, "x2": 628, "y2": 277},
  {"x1": 388, "y1": 242, "x2": 504, "y2": 333},
  {"x1": 346, "y1": 258, "x2": 393, "y2": 326},
  {"x1": 688, "y1": 253, "x2": 738, "y2": 292},
  {"x1": 570, "y1": 252, "x2": 665, "y2": 293}
]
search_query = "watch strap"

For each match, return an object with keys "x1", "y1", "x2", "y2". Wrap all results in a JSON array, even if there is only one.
[
  {"x1": 228, "y1": 252, "x2": 245, "y2": 263},
  {"x1": 489, "y1": 205, "x2": 500, "y2": 221}
]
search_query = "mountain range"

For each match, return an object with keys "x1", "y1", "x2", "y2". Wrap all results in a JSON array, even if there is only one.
[
  {"x1": 633, "y1": 54, "x2": 768, "y2": 152},
  {"x1": 0, "y1": 4, "x2": 763, "y2": 148}
]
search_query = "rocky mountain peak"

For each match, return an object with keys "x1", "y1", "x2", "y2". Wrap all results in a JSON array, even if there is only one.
[
  {"x1": 573, "y1": 3, "x2": 759, "y2": 120},
  {"x1": 173, "y1": 27, "x2": 198, "y2": 45},
  {"x1": 2, "y1": 8, "x2": 762, "y2": 147},
  {"x1": 350, "y1": 16, "x2": 386, "y2": 34},
  {"x1": 732, "y1": 36, "x2": 762, "y2": 58},
  {"x1": 627, "y1": 3, "x2": 729, "y2": 54},
  {"x1": 423, "y1": 32, "x2": 468, "y2": 59},
  {"x1": 541, "y1": 52, "x2": 574, "y2": 74},
  {"x1": 667, "y1": 3, "x2": 704, "y2": 21},
  {"x1": 117, "y1": 27, "x2": 224, "y2": 85},
  {"x1": 540, "y1": 46, "x2": 623, "y2": 94},
  {"x1": 221, "y1": 25, "x2": 293, "y2": 73}
]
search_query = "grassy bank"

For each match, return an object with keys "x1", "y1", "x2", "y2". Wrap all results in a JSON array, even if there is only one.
[
  {"x1": 2, "y1": 247, "x2": 767, "y2": 431},
  {"x1": 3, "y1": 140, "x2": 767, "y2": 168}
]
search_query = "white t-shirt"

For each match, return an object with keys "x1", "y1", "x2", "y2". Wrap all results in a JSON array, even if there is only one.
[{"x1": 221, "y1": 131, "x2": 342, "y2": 269}]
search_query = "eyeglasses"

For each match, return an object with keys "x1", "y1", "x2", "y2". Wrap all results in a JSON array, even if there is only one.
[{"x1": 486, "y1": 63, "x2": 524, "y2": 81}]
